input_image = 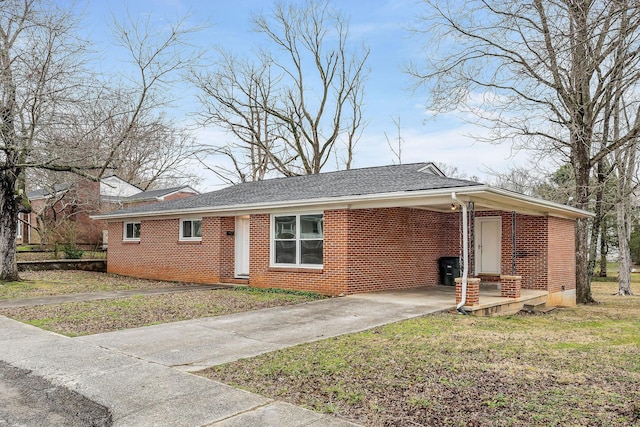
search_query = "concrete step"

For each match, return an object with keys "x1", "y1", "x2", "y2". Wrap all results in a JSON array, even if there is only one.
[{"x1": 522, "y1": 301, "x2": 546, "y2": 312}]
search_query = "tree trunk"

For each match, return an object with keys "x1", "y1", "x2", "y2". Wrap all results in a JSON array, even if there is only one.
[
  {"x1": 575, "y1": 216, "x2": 594, "y2": 303},
  {"x1": 587, "y1": 160, "x2": 609, "y2": 278},
  {"x1": 616, "y1": 201, "x2": 634, "y2": 295},
  {"x1": 574, "y1": 159, "x2": 595, "y2": 304},
  {"x1": 0, "y1": 170, "x2": 19, "y2": 281},
  {"x1": 599, "y1": 224, "x2": 608, "y2": 277}
]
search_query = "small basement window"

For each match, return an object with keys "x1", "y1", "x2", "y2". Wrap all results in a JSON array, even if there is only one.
[
  {"x1": 124, "y1": 221, "x2": 141, "y2": 241},
  {"x1": 180, "y1": 219, "x2": 202, "y2": 241}
]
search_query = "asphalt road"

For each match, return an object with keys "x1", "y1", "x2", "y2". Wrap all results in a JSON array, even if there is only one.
[{"x1": 0, "y1": 361, "x2": 112, "y2": 427}]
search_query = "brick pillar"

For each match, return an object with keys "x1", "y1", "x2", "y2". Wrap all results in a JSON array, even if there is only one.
[
  {"x1": 455, "y1": 277, "x2": 481, "y2": 306},
  {"x1": 500, "y1": 275, "x2": 522, "y2": 298}
]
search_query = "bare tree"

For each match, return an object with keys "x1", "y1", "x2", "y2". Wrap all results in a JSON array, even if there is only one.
[
  {"x1": 0, "y1": 0, "x2": 92, "y2": 280},
  {"x1": 0, "y1": 1, "x2": 202, "y2": 280},
  {"x1": 612, "y1": 146, "x2": 636, "y2": 296},
  {"x1": 409, "y1": 0, "x2": 640, "y2": 303},
  {"x1": 486, "y1": 166, "x2": 542, "y2": 196},
  {"x1": 385, "y1": 116, "x2": 404, "y2": 165},
  {"x1": 108, "y1": 118, "x2": 201, "y2": 190},
  {"x1": 192, "y1": 51, "x2": 284, "y2": 183},
  {"x1": 29, "y1": 177, "x2": 103, "y2": 250},
  {"x1": 608, "y1": 90, "x2": 639, "y2": 295},
  {"x1": 193, "y1": 0, "x2": 369, "y2": 181},
  {"x1": 95, "y1": 10, "x2": 202, "y2": 188}
]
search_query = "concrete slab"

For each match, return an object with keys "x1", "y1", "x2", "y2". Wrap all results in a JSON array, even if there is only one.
[
  {"x1": 0, "y1": 315, "x2": 362, "y2": 426},
  {"x1": 0, "y1": 333, "x2": 72, "y2": 366},
  {"x1": 115, "y1": 385, "x2": 269, "y2": 427},
  {"x1": 208, "y1": 401, "x2": 360, "y2": 427},
  {"x1": 0, "y1": 315, "x2": 63, "y2": 341},
  {"x1": 0, "y1": 287, "x2": 456, "y2": 426},
  {"x1": 79, "y1": 288, "x2": 455, "y2": 369},
  {"x1": 69, "y1": 363, "x2": 219, "y2": 418},
  {"x1": 5, "y1": 337, "x2": 142, "y2": 384}
]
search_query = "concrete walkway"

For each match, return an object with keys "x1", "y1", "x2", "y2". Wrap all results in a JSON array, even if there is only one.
[
  {"x1": 79, "y1": 287, "x2": 455, "y2": 371},
  {"x1": 0, "y1": 287, "x2": 455, "y2": 426}
]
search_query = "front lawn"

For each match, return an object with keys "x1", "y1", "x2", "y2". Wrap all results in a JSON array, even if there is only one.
[
  {"x1": 199, "y1": 281, "x2": 640, "y2": 427},
  {"x1": 0, "y1": 271, "x2": 198, "y2": 300},
  {"x1": 0, "y1": 271, "x2": 324, "y2": 336}
]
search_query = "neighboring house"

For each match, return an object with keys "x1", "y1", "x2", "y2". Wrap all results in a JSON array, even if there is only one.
[
  {"x1": 94, "y1": 163, "x2": 591, "y2": 306},
  {"x1": 18, "y1": 176, "x2": 199, "y2": 248},
  {"x1": 123, "y1": 186, "x2": 200, "y2": 206}
]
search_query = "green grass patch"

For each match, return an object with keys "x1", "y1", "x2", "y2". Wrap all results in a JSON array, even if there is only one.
[
  {"x1": 232, "y1": 286, "x2": 324, "y2": 300},
  {"x1": 199, "y1": 281, "x2": 640, "y2": 426}
]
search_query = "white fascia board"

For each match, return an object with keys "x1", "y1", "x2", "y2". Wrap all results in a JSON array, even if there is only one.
[
  {"x1": 457, "y1": 186, "x2": 593, "y2": 219},
  {"x1": 92, "y1": 185, "x2": 592, "y2": 221},
  {"x1": 92, "y1": 186, "x2": 481, "y2": 220}
]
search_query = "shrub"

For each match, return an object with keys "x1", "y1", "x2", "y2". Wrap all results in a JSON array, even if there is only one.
[{"x1": 62, "y1": 245, "x2": 84, "y2": 259}]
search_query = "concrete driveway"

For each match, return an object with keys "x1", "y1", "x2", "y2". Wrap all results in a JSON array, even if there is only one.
[
  {"x1": 0, "y1": 286, "x2": 454, "y2": 426},
  {"x1": 79, "y1": 286, "x2": 455, "y2": 371}
]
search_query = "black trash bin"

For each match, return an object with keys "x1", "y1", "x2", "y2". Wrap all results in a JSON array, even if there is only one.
[{"x1": 439, "y1": 256, "x2": 461, "y2": 286}]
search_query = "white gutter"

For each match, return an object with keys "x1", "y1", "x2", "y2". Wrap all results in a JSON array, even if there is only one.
[
  {"x1": 452, "y1": 192, "x2": 469, "y2": 314},
  {"x1": 92, "y1": 184, "x2": 593, "y2": 221}
]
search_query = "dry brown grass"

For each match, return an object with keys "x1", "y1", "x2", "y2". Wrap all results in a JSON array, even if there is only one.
[
  {"x1": 0, "y1": 288, "x2": 322, "y2": 336},
  {"x1": 0, "y1": 271, "x2": 323, "y2": 336},
  {"x1": 200, "y1": 281, "x2": 640, "y2": 427},
  {"x1": 0, "y1": 271, "x2": 196, "y2": 300}
]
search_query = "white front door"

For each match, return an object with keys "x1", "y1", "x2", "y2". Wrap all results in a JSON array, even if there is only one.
[
  {"x1": 235, "y1": 216, "x2": 250, "y2": 278},
  {"x1": 475, "y1": 217, "x2": 501, "y2": 274}
]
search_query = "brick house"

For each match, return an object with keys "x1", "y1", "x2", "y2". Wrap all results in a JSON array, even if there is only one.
[
  {"x1": 95, "y1": 163, "x2": 591, "y2": 307},
  {"x1": 18, "y1": 176, "x2": 198, "y2": 248}
]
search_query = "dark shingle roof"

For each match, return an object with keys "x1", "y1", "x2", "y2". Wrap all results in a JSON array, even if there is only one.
[
  {"x1": 103, "y1": 163, "x2": 481, "y2": 217},
  {"x1": 124, "y1": 186, "x2": 198, "y2": 201},
  {"x1": 27, "y1": 183, "x2": 72, "y2": 199}
]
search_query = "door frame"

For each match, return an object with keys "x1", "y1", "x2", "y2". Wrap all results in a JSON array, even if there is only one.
[
  {"x1": 234, "y1": 216, "x2": 250, "y2": 278},
  {"x1": 474, "y1": 216, "x2": 501, "y2": 275}
]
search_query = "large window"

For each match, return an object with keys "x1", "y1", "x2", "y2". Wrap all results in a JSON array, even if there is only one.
[
  {"x1": 180, "y1": 219, "x2": 202, "y2": 241},
  {"x1": 273, "y1": 213, "x2": 323, "y2": 266},
  {"x1": 124, "y1": 221, "x2": 141, "y2": 241}
]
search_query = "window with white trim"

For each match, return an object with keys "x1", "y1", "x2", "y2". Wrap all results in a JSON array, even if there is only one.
[
  {"x1": 180, "y1": 219, "x2": 202, "y2": 241},
  {"x1": 124, "y1": 221, "x2": 141, "y2": 241},
  {"x1": 16, "y1": 215, "x2": 22, "y2": 239},
  {"x1": 272, "y1": 213, "x2": 323, "y2": 266}
]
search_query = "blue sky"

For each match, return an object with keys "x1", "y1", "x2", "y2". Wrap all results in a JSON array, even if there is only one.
[{"x1": 79, "y1": 0, "x2": 529, "y2": 190}]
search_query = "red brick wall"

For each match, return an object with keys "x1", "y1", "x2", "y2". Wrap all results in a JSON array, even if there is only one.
[
  {"x1": 219, "y1": 217, "x2": 236, "y2": 281},
  {"x1": 475, "y1": 211, "x2": 576, "y2": 292},
  {"x1": 547, "y1": 216, "x2": 576, "y2": 292},
  {"x1": 106, "y1": 207, "x2": 576, "y2": 296},
  {"x1": 107, "y1": 216, "x2": 234, "y2": 284},
  {"x1": 346, "y1": 208, "x2": 457, "y2": 293},
  {"x1": 514, "y1": 215, "x2": 549, "y2": 290},
  {"x1": 249, "y1": 211, "x2": 349, "y2": 296},
  {"x1": 248, "y1": 208, "x2": 460, "y2": 295}
]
